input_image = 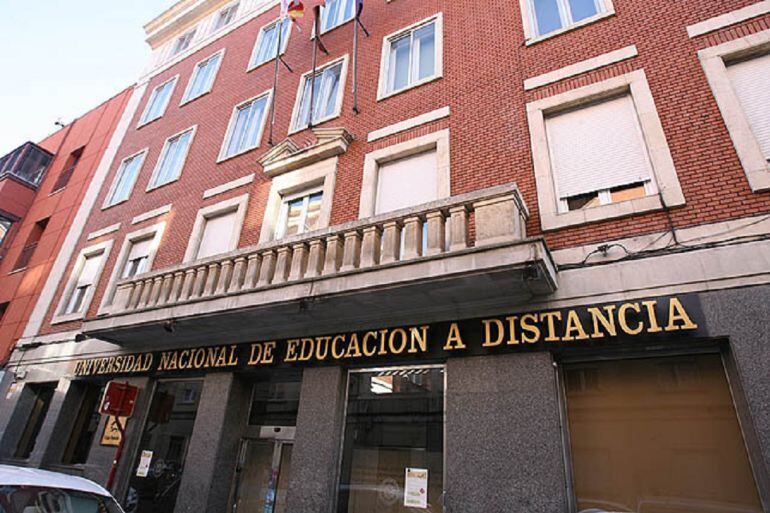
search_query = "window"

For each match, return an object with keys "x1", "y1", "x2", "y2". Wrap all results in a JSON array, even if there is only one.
[
  {"x1": 64, "y1": 253, "x2": 103, "y2": 314},
  {"x1": 220, "y1": 93, "x2": 271, "y2": 160},
  {"x1": 379, "y1": 16, "x2": 442, "y2": 99},
  {"x1": 185, "y1": 194, "x2": 248, "y2": 261},
  {"x1": 0, "y1": 214, "x2": 14, "y2": 247},
  {"x1": 182, "y1": 50, "x2": 224, "y2": 104},
  {"x1": 12, "y1": 218, "x2": 48, "y2": 271},
  {"x1": 139, "y1": 77, "x2": 177, "y2": 125},
  {"x1": 320, "y1": 0, "x2": 356, "y2": 32},
  {"x1": 291, "y1": 57, "x2": 347, "y2": 132},
  {"x1": 726, "y1": 53, "x2": 770, "y2": 162},
  {"x1": 51, "y1": 146, "x2": 84, "y2": 193},
  {"x1": 545, "y1": 94, "x2": 656, "y2": 213},
  {"x1": 148, "y1": 127, "x2": 195, "y2": 189},
  {"x1": 55, "y1": 241, "x2": 111, "y2": 323},
  {"x1": 123, "y1": 238, "x2": 153, "y2": 278},
  {"x1": 250, "y1": 18, "x2": 291, "y2": 69},
  {"x1": 196, "y1": 210, "x2": 238, "y2": 259},
  {"x1": 14, "y1": 383, "x2": 56, "y2": 459},
  {"x1": 62, "y1": 384, "x2": 103, "y2": 465},
  {"x1": 375, "y1": 150, "x2": 438, "y2": 215},
  {"x1": 699, "y1": 34, "x2": 770, "y2": 192},
  {"x1": 563, "y1": 355, "x2": 762, "y2": 512},
  {"x1": 527, "y1": 70, "x2": 685, "y2": 230},
  {"x1": 104, "y1": 150, "x2": 147, "y2": 207},
  {"x1": 337, "y1": 367, "x2": 444, "y2": 513},
  {"x1": 526, "y1": 0, "x2": 610, "y2": 38},
  {"x1": 212, "y1": 2, "x2": 239, "y2": 32},
  {"x1": 276, "y1": 190, "x2": 323, "y2": 239},
  {"x1": 171, "y1": 29, "x2": 196, "y2": 56}
]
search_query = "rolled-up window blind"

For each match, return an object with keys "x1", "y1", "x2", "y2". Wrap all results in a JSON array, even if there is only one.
[
  {"x1": 545, "y1": 94, "x2": 653, "y2": 199},
  {"x1": 197, "y1": 211, "x2": 236, "y2": 259},
  {"x1": 727, "y1": 53, "x2": 770, "y2": 160},
  {"x1": 375, "y1": 149, "x2": 438, "y2": 215}
]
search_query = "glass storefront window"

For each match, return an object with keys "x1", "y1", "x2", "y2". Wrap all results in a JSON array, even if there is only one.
[
  {"x1": 62, "y1": 384, "x2": 103, "y2": 465},
  {"x1": 337, "y1": 366, "x2": 444, "y2": 513},
  {"x1": 564, "y1": 354, "x2": 762, "y2": 513},
  {"x1": 14, "y1": 383, "x2": 56, "y2": 459},
  {"x1": 125, "y1": 380, "x2": 203, "y2": 513},
  {"x1": 248, "y1": 372, "x2": 302, "y2": 426}
]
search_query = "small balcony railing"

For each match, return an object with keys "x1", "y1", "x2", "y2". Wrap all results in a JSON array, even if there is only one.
[{"x1": 110, "y1": 183, "x2": 531, "y2": 317}]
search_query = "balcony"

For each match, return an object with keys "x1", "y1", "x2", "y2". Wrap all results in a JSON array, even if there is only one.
[
  {"x1": 83, "y1": 183, "x2": 558, "y2": 346},
  {"x1": 0, "y1": 142, "x2": 53, "y2": 189}
]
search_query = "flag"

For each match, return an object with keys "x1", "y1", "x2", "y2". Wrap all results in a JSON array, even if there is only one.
[{"x1": 288, "y1": 0, "x2": 305, "y2": 19}]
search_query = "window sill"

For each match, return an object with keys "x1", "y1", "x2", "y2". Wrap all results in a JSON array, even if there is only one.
[
  {"x1": 525, "y1": 11, "x2": 615, "y2": 47},
  {"x1": 247, "y1": 51, "x2": 288, "y2": 74},
  {"x1": 51, "y1": 311, "x2": 86, "y2": 325},
  {"x1": 136, "y1": 116, "x2": 163, "y2": 130},
  {"x1": 318, "y1": 18, "x2": 354, "y2": 37},
  {"x1": 217, "y1": 145, "x2": 261, "y2": 164},
  {"x1": 541, "y1": 194, "x2": 664, "y2": 231},
  {"x1": 48, "y1": 187, "x2": 66, "y2": 197},
  {"x1": 377, "y1": 74, "x2": 442, "y2": 102},
  {"x1": 146, "y1": 176, "x2": 180, "y2": 193},
  {"x1": 8, "y1": 267, "x2": 27, "y2": 275},
  {"x1": 101, "y1": 198, "x2": 129, "y2": 211},
  {"x1": 179, "y1": 90, "x2": 212, "y2": 107}
]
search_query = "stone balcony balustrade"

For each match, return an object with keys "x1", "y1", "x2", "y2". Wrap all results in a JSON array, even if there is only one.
[{"x1": 84, "y1": 182, "x2": 557, "y2": 345}]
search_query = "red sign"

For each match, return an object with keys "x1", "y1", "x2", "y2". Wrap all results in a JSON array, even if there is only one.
[{"x1": 100, "y1": 381, "x2": 139, "y2": 418}]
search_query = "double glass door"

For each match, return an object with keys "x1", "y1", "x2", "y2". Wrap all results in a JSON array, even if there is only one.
[{"x1": 231, "y1": 427, "x2": 294, "y2": 513}]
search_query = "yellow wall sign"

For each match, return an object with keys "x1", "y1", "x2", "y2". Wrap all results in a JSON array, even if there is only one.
[{"x1": 100, "y1": 416, "x2": 127, "y2": 446}]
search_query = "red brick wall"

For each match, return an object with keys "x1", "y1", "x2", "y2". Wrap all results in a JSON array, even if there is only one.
[
  {"x1": 37, "y1": 0, "x2": 770, "y2": 336},
  {"x1": 0, "y1": 89, "x2": 133, "y2": 361}
]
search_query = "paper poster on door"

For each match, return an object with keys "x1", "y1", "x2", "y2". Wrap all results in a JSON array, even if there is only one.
[
  {"x1": 404, "y1": 467, "x2": 428, "y2": 508},
  {"x1": 136, "y1": 450, "x2": 153, "y2": 477}
]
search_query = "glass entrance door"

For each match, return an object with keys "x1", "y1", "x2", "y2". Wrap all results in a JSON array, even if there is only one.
[{"x1": 231, "y1": 430, "x2": 294, "y2": 513}]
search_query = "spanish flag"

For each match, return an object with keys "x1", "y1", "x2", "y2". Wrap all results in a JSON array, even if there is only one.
[{"x1": 281, "y1": 0, "x2": 305, "y2": 20}]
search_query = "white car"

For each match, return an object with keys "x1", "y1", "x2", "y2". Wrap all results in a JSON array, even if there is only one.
[{"x1": 0, "y1": 464, "x2": 124, "y2": 512}]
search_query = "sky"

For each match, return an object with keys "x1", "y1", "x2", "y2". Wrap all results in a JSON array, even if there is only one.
[{"x1": 0, "y1": 1, "x2": 179, "y2": 155}]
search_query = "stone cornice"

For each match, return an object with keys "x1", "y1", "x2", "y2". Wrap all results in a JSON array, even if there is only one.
[{"x1": 259, "y1": 128, "x2": 354, "y2": 177}]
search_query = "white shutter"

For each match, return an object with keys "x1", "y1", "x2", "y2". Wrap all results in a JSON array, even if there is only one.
[
  {"x1": 78, "y1": 254, "x2": 102, "y2": 286},
  {"x1": 127, "y1": 238, "x2": 152, "y2": 262},
  {"x1": 375, "y1": 150, "x2": 439, "y2": 214},
  {"x1": 546, "y1": 94, "x2": 653, "y2": 199},
  {"x1": 727, "y1": 53, "x2": 770, "y2": 160},
  {"x1": 197, "y1": 211, "x2": 236, "y2": 259}
]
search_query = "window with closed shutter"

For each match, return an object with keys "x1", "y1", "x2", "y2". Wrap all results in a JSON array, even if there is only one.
[
  {"x1": 375, "y1": 150, "x2": 439, "y2": 215},
  {"x1": 196, "y1": 211, "x2": 237, "y2": 259},
  {"x1": 727, "y1": 53, "x2": 770, "y2": 161},
  {"x1": 65, "y1": 253, "x2": 103, "y2": 314},
  {"x1": 545, "y1": 94, "x2": 654, "y2": 205},
  {"x1": 123, "y1": 238, "x2": 153, "y2": 278}
]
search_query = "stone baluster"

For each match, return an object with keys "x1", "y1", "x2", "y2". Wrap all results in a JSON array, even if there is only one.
[
  {"x1": 228, "y1": 256, "x2": 247, "y2": 294},
  {"x1": 158, "y1": 274, "x2": 174, "y2": 305},
  {"x1": 169, "y1": 271, "x2": 185, "y2": 304},
  {"x1": 322, "y1": 235, "x2": 343, "y2": 275},
  {"x1": 243, "y1": 254, "x2": 262, "y2": 290},
  {"x1": 380, "y1": 221, "x2": 401, "y2": 264},
  {"x1": 204, "y1": 263, "x2": 220, "y2": 296},
  {"x1": 289, "y1": 243, "x2": 309, "y2": 281},
  {"x1": 129, "y1": 280, "x2": 144, "y2": 309},
  {"x1": 113, "y1": 283, "x2": 133, "y2": 312},
  {"x1": 425, "y1": 211, "x2": 446, "y2": 256},
  {"x1": 273, "y1": 247, "x2": 292, "y2": 284},
  {"x1": 306, "y1": 239, "x2": 325, "y2": 278},
  {"x1": 216, "y1": 259, "x2": 234, "y2": 295},
  {"x1": 402, "y1": 216, "x2": 423, "y2": 260},
  {"x1": 138, "y1": 278, "x2": 154, "y2": 308},
  {"x1": 449, "y1": 205, "x2": 470, "y2": 251},
  {"x1": 257, "y1": 250, "x2": 276, "y2": 287},
  {"x1": 340, "y1": 231, "x2": 362, "y2": 272},
  {"x1": 148, "y1": 276, "x2": 164, "y2": 306},
  {"x1": 191, "y1": 266, "x2": 208, "y2": 299},
  {"x1": 360, "y1": 226, "x2": 382, "y2": 268},
  {"x1": 180, "y1": 268, "x2": 197, "y2": 301}
]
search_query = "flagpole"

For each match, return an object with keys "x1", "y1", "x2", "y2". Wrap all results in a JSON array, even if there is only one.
[
  {"x1": 309, "y1": 5, "x2": 321, "y2": 128},
  {"x1": 352, "y1": 11, "x2": 359, "y2": 114},
  {"x1": 268, "y1": 19, "x2": 285, "y2": 145}
]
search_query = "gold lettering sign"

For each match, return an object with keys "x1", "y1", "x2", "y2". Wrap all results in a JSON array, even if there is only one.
[{"x1": 71, "y1": 296, "x2": 702, "y2": 377}]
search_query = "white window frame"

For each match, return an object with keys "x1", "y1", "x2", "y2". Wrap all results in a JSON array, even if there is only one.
[
  {"x1": 147, "y1": 125, "x2": 197, "y2": 191},
  {"x1": 184, "y1": 193, "x2": 250, "y2": 262},
  {"x1": 275, "y1": 186, "x2": 325, "y2": 239},
  {"x1": 359, "y1": 129, "x2": 451, "y2": 219},
  {"x1": 519, "y1": 0, "x2": 615, "y2": 44},
  {"x1": 98, "y1": 222, "x2": 166, "y2": 314},
  {"x1": 218, "y1": 89, "x2": 273, "y2": 162},
  {"x1": 289, "y1": 55, "x2": 349, "y2": 134},
  {"x1": 171, "y1": 29, "x2": 197, "y2": 56},
  {"x1": 699, "y1": 29, "x2": 770, "y2": 192},
  {"x1": 102, "y1": 148, "x2": 149, "y2": 209},
  {"x1": 211, "y1": 1, "x2": 240, "y2": 33},
  {"x1": 180, "y1": 49, "x2": 226, "y2": 106},
  {"x1": 319, "y1": 0, "x2": 356, "y2": 34},
  {"x1": 526, "y1": 69, "x2": 685, "y2": 231},
  {"x1": 248, "y1": 18, "x2": 292, "y2": 71},
  {"x1": 259, "y1": 158, "x2": 337, "y2": 243},
  {"x1": 137, "y1": 76, "x2": 179, "y2": 127},
  {"x1": 377, "y1": 13, "x2": 444, "y2": 101},
  {"x1": 52, "y1": 240, "x2": 113, "y2": 324}
]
